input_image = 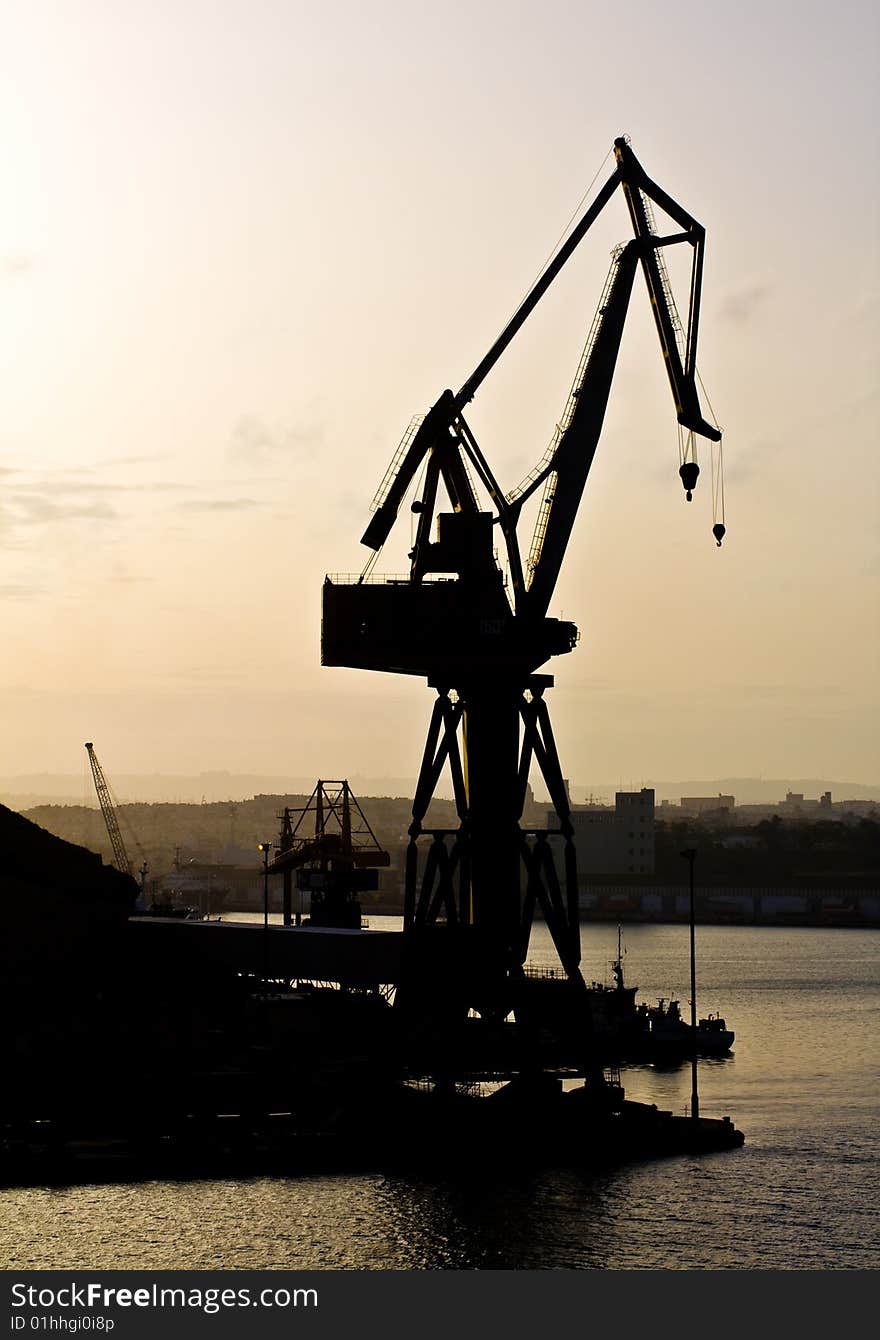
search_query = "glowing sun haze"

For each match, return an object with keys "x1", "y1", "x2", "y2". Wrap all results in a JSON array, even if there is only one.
[{"x1": 2, "y1": 0, "x2": 878, "y2": 788}]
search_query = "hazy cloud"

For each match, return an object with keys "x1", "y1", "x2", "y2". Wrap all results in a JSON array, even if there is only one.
[
  {"x1": 8, "y1": 494, "x2": 117, "y2": 525},
  {"x1": 0, "y1": 582, "x2": 42, "y2": 599},
  {"x1": 153, "y1": 665, "x2": 249, "y2": 685},
  {"x1": 97, "y1": 453, "x2": 171, "y2": 468},
  {"x1": 720, "y1": 283, "x2": 771, "y2": 325},
  {"x1": 848, "y1": 291, "x2": 880, "y2": 330},
  {"x1": 3, "y1": 252, "x2": 33, "y2": 277},
  {"x1": 1, "y1": 472, "x2": 194, "y2": 549},
  {"x1": 176, "y1": 498, "x2": 263, "y2": 513},
  {"x1": 39, "y1": 477, "x2": 191, "y2": 497},
  {"x1": 228, "y1": 415, "x2": 324, "y2": 465},
  {"x1": 747, "y1": 684, "x2": 848, "y2": 697},
  {"x1": 109, "y1": 572, "x2": 149, "y2": 584}
]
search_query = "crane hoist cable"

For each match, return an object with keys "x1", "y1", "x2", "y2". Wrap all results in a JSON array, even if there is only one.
[
  {"x1": 695, "y1": 367, "x2": 725, "y2": 545},
  {"x1": 678, "y1": 424, "x2": 698, "y2": 483},
  {"x1": 711, "y1": 438, "x2": 726, "y2": 545},
  {"x1": 677, "y1": 364, "x2": 724, "y2": 541},
  {"x1": 696, "y1": 367, "x2": 720, "y2": 429},
  {"x1": 493, "y1": 147, "x2": 615, "y2": 347}
]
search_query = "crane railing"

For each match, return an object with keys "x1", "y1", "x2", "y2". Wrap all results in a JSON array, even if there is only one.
[
  {"x1": 639, "y1": 190, "x2": 687, "y2": 362},
  {"x1": 522, "y1": 247, "x2": 628, "y2": 580},
  {"x1": 506, "y1": 246, "x2": 626, "y2": 510},
  {"x1": 526, "y1": 471, "x2": 557, "y2": 579},
  {"x1": 369, "y1": 414, "x2": 425, "y2": 513}
]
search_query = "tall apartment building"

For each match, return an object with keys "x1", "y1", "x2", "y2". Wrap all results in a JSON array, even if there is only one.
[{"x1": 548, "y1": 787, "x2": 655, "y2": 875}]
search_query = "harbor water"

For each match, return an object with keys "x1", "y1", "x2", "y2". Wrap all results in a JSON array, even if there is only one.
[{"x1": 2, "y1": 922, "x2": 877, "y2": 1270}]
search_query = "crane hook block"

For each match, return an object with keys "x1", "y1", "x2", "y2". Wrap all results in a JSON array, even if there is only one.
[
  {"x1": 712, "y1": 523, "x2": 726, "y2": 547},
  {"x1": 679, "y1": 461, "x2": 700, "y2": 501}
]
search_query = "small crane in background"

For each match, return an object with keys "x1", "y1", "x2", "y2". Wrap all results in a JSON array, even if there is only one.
[{"x1": 85, "y1": 742, "x2": 147, "y2": 899}]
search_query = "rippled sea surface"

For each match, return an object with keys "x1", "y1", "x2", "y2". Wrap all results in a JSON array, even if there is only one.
[{"x1": 2, "y1": 923, "x2": 877, "y2": 1269}]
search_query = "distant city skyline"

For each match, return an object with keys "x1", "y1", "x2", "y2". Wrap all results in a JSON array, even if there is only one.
[
  {"x1": 3, "y1": 771, "x2": 877, "y2": 810},
  {"x1": 2, "y1": 1, "x2": 878, "y2": 786}
]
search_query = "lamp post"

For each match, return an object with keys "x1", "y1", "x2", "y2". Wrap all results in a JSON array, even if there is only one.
[
  {"x1": 259, "y1": 842, "x2": 272, "y2": 991},
  {"x1": 681, "y1": 847, "x2": 699, "y2": 1121}
]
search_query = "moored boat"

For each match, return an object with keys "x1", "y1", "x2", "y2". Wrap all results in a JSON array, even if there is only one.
[
  {"x1": 523, "y1": 927, "x2": 735, "y2": 1065},
  {"x1": 640, "y1": 995, "x2": 735, "y2": 1059}
]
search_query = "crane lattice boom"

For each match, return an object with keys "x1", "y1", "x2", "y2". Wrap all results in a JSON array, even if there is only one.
[{"x1": 85, "y1": 742, "x2": 133, "y2": 878}]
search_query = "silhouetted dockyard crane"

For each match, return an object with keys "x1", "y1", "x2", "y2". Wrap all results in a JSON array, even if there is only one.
[
  {"x1": 322, "y1": 137, "x2": 723, "y2": 1080},
  {"x1": 85, "y1": 742, "x2": 147, "y2": 894}
]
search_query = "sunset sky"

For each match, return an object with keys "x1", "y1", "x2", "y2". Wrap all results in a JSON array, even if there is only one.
[{"x1": 2, "y1": 0, "x2": 878, "y2": 792}]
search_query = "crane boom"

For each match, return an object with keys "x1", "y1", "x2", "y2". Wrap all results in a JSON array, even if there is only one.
[
  {"x1": 85, "y1": 742, "x2": 133, "y2": 878},
  {"x1": 522, "y1": 241, "x2": 639, "y2": 617},
  {"x1": 358, "y1": 136, "x2": 720, "y2": 576}
]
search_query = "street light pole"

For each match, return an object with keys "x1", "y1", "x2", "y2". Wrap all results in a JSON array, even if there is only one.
[
  {"x1": 681, "y1": 847, "x2": 699, "y2": 1121},
  {"x1": 259, "y1": 842, "x2": 272, "y2": 991}
]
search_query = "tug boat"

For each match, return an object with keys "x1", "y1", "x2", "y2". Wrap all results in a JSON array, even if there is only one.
[{"x1": 641, "y1": 996, "x2": 735, "y2": 1059}]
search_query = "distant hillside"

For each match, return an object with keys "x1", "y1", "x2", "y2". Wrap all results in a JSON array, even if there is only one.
[
  {"x1": 0, "y1": 772, "x2": 330, "y2": 807},
  {"x1": 0, "y1": 772, "x2": 421, "y2": 807}
]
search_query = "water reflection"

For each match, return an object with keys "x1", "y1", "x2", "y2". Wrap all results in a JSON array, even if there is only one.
[
  {"x1": 2, "y1": 927, "x2": 877, "y2": 1270},
  {"x1": 377, "y1": 1165, "x2": 623, "y2": 1270}
]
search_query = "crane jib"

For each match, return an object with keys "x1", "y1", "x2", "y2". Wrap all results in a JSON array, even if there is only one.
[{"x1": 359, "y1": 136, "x2": 720, "y2": 570}]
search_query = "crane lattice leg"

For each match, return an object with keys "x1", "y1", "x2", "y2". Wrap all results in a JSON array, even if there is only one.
[{"x1": 401, "y1": 680, "x2": 586, "y2": 1018}]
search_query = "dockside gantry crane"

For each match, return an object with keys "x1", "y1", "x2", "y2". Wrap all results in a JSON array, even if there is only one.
[
  {"x1": 269, "y1": 780, "x2": 390, "y2": 929},
  {"x1": 322, "y1": 138, "x2": 723, "y2": 1065}
]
